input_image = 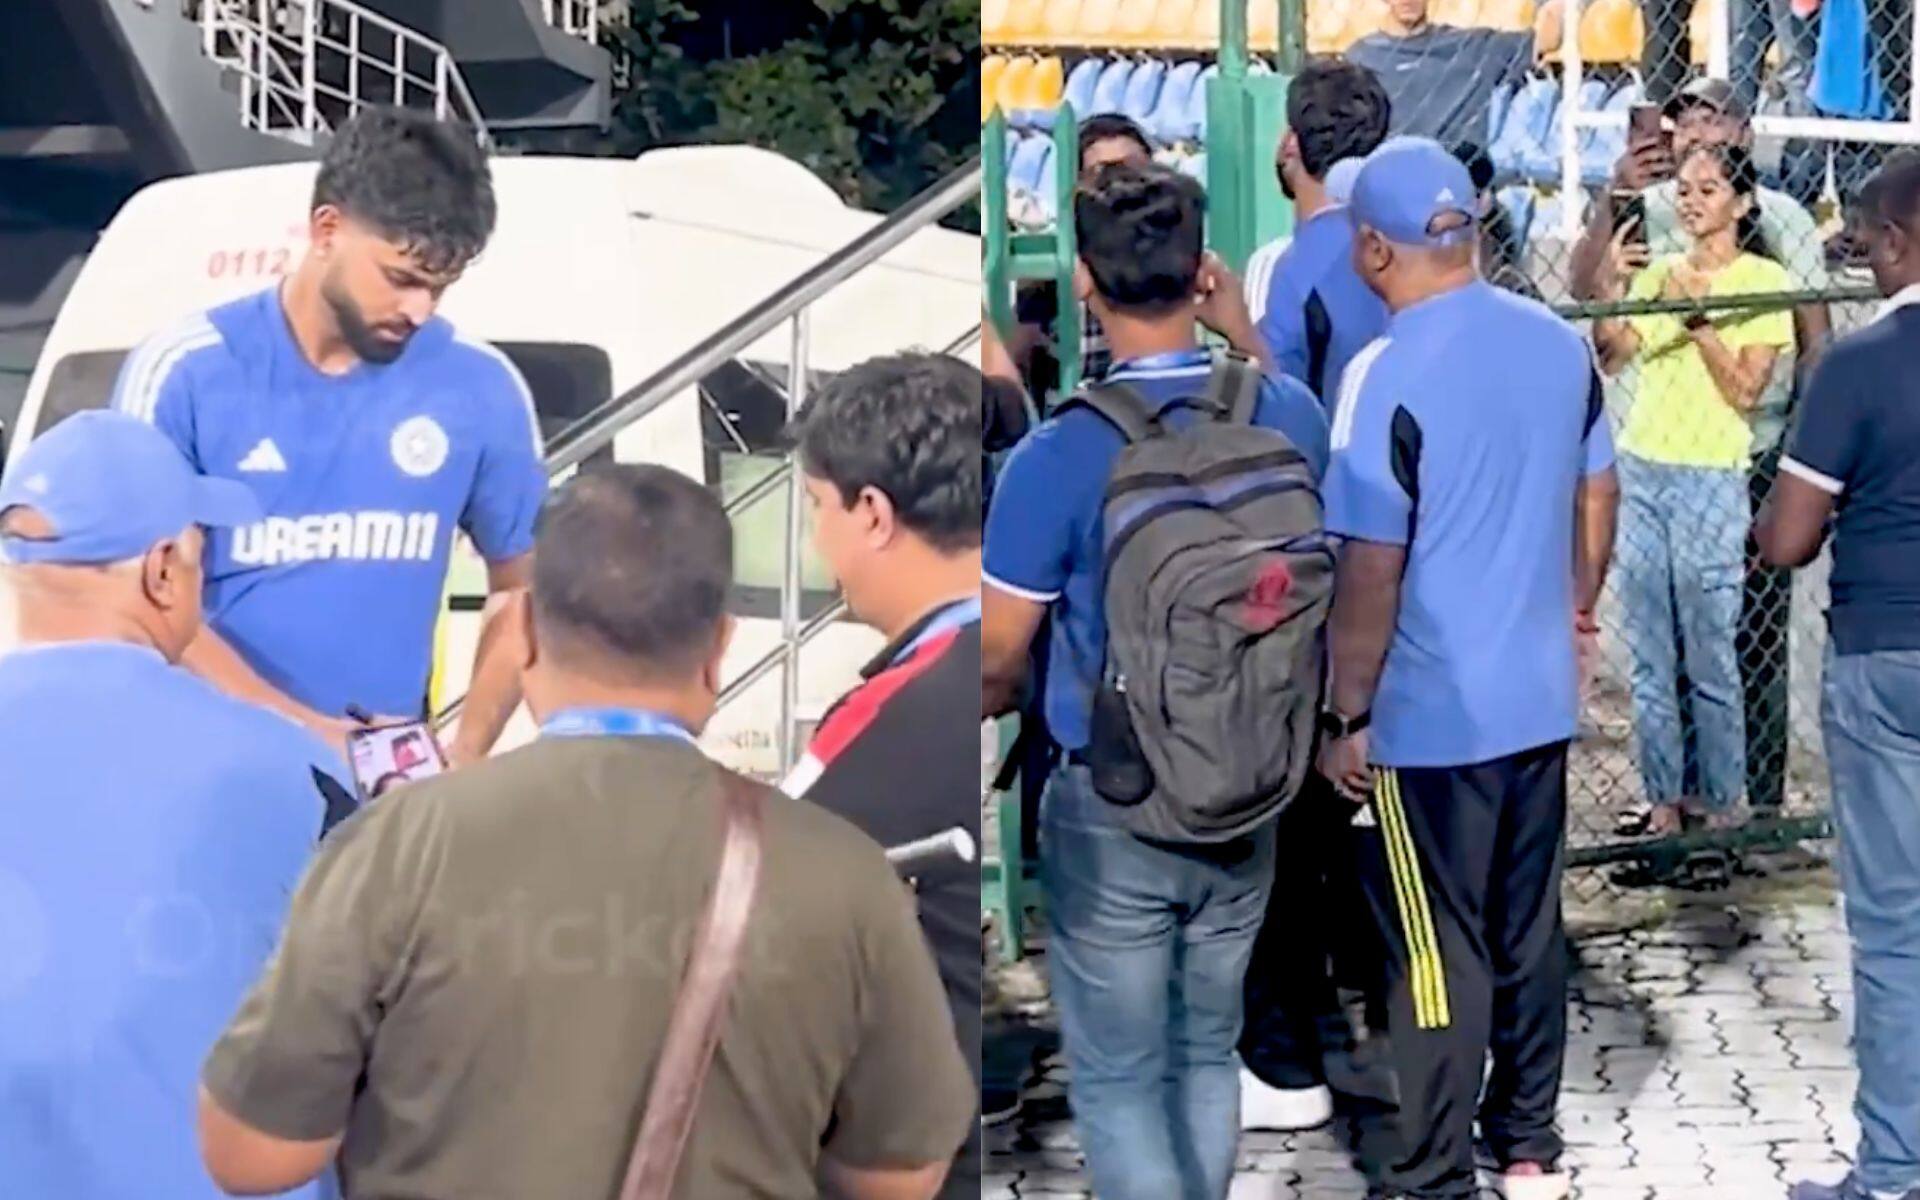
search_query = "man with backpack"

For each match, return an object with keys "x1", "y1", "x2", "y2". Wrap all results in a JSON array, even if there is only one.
[
  {"x1": 1317, "y1": 138, "x2": 1620, "y2": 1200},
  {"x1": 982, "y1": 164, "x2": 1330, "y2": 1200}
]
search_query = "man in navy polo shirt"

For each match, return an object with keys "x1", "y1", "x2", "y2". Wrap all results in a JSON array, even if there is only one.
[
  {"x1": 1246, "y1": 58, "x2": 1393, "y2": 405},
  {"x1": 1760, "y1": 151, "x2": 1920, "y2": 1200},
  {"x1": 109, "y1": 107, "x2": 545, "y2": 763},
  {"x1": 982, "y1": 164, "x2": 1326, "y2": 1200},
  {"x1": 0, "y1": 411, "x2": 347, "y2": 1200},
  {"x1": 1317, "y1": 138, "x2": 1618, "y2": 1200}
]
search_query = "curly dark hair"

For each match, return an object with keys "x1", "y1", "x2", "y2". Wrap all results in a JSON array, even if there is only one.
[
  {"x1": 1074, "y1": 163, "x2": 1206, "y2": 315},
  {"x1": 788, "y1": 353, "x2": 983, "y2": 554},
  {"x1": 1287, "y1": 59, "x2": 1391, "y2": 180},
  {"x1": 312, "y1": 107, "x2": 497, "y2": 273}
]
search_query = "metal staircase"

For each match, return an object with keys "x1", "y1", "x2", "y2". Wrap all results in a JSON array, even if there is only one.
[{"x1": 198, "y1": 0, "x2": 489, "y2": 146}]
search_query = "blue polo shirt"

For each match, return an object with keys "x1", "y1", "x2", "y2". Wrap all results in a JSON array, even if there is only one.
[
  {"x1": 1780, "y1": 292, "x2": 1920, "y2": 654},
  {"x1": 0, "y1": 641, "x2": 346, "y2": 1200},
  {"x1": 984, "y1": 349, "x2": 1329, "y2": 752},
  {"x1": 1246, "y1": 207, "x2": 1391, "y2": 403},
  {"x1": 1325, "y1": 281, "x2": 1614, "y2": 768},
  {"x1": 111, "y1": 288, "x2": 548, "y2": 719}
]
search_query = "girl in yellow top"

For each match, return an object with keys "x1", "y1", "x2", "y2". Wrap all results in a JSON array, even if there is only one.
[{"x1": 1592, "y1": 143, "x2": 1792, "y2": 849}]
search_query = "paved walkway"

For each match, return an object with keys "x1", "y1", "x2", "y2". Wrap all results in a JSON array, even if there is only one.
[{"x1": 986, "y1": 889, "x2": 1861, "y2": 1199}]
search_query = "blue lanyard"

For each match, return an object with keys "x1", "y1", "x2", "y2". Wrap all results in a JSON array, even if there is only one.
[
  {"x1": 894, "y1": 596, "x2": 982, "y2": 665},
  {"x1": 1109, "y1": 348, "x2": 1211, "y2": 375},
  {"x1": 540, "y1": 706, "x2": 697, "y2": 746}
]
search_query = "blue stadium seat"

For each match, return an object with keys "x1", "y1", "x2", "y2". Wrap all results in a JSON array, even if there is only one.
[
  {"x1": 1182, "y1": 64, "x2": 1217, "y2": 144},
  {"x1": 1487, "y1": 82, "x2": 1516, "y2": 153},
  {"x1": 1519, "y1": 76, "x2": 1594, "y2": 182},
  {"x1": 1491, "y1": 74, "x2": 1558, "y2": 182},
  {"x1": 1153, "y1": 59, "x2": 1205, "y2": 144},
  {"x1": 1090, "y1": 58, "x2": 1135, "y2": 116},
  {"x1": 1123, "y1": 58, "x2": 1169, "y2": 132},
  {"x1": 1581, "y1": 76, "x2": 1640, "y2": 186},
  {"x1": 1065, "y1": 57, "x2": 1104, "y2": 122},
  {"x1": 1010, "y1": 133, "x2": 1054, "y2": 199}
]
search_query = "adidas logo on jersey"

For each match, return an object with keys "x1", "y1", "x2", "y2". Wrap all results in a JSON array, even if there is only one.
[
  {"x1": 231, "y1": 511, "x2": 439, "y2": 567},
  {"x1": 238, "y1": 439, "x2": 288, "y2": 473}
]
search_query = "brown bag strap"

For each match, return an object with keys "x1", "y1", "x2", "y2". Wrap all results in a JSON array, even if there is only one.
[{"x1": 620, "y1": 769, "x2": 766, "y2": 1200}]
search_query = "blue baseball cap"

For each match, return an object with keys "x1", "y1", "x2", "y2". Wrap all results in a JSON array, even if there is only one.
[
  {"x1": 0, "y1": 410, "x2": 259, "y2": 565},
  {"x1": 1351, "y1": 137, "x2": 1479, "y2": 248}
]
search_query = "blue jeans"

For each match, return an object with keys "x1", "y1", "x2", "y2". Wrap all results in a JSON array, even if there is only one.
[
  {"x1": 1040, "y1": 763, "x2": 1276, "y2": 1200},
  {"x1": 1825, "y1": 647, "x2": 1920, "y2": 1196},
  {"x1": 1616, "y1": 456, "x2": 1748, "y2": 811}
]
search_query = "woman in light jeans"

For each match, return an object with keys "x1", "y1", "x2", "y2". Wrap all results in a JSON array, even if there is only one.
[{"x1": 1592, "y1": 143, "x2": 1792, "y2": 872}]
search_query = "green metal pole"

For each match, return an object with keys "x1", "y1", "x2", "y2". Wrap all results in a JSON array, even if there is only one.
[
  {"x1": 982, "y1": 112, "x2": 1013, "y2": 341},
  {"x1": 1052, "y1": 105, "x2": 1083, "y2": 396},
  {"x1": 1278, "y1": 0, "x2": 1304, "y2": 73},
  {"x1": 1207, "y1": 0, "x2": 1254, "y2": 270}
]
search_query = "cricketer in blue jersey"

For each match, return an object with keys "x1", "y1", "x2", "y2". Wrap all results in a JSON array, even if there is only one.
[{"x1": 109, "y1": 108, "x2": 543, "y2": 765}]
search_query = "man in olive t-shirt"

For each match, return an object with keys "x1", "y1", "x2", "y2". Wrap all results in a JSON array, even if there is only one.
[{"x1": 197, "y1": 465, "x2": 974, "y2": 1200}]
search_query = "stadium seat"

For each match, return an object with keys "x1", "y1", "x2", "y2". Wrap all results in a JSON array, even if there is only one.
[
  {"x1": 1308, "y1": 0, "x2": 1348, "y2": 53},
  {"x1": 1582, "y1": 76, "x2": 1640, "y2": 183},
  {"x1": 1123, "y1": 57, "x2": 1169, "y2": 129},
  {"x1": 1482, "y1": 0, "x2": 1536, "y2": 32},
  {"x1": 1031, "y1": 55, "x2": 1066, "y2": 110},
  {"x1": 1080, "y1": 0, "x2": 1125, "y2": 42},
  {"x1": 1577, "y1": 0, "x2": 1644, "y2": 64},
  {"x1": 983, "y1": 55, "x2": 1010, "y2": 122},
  {"x1": 1153, "y1": 59, "x2": 1205, "y2": 143},
  {"x1": 1434, "y1": 0, "x2": 1484, "y2": 29},
  {"x1": 1010, "y1": 133, "x2": 1055, "y2": 199},
  {"x1": 1691, "y1": 0, "x2": 1717, "y2": 64},
  {"x1": 1004, "y1": 0, "x2": 1048, "y2": 43},
  {"x1": 1185, "y1": 63, "x2": 1217, "y2": 143},
  {"x1": 1535, "y1": 0, "x2": 1565, "y2": 56},
  {"x1": 1487, "y1": 81, "x2": 1516, "y2": 148},
  {"x1": 984, "y1": 0, "x2": 1013, "y2": 44},
  {"x1": 1250, "y1": 0, "x2": 1281, "y2": 50},
  {"x1": 1151, "y1": 0, "x2": 1203, "y2": 47},
  {"x1": 1065, "y1": 55, "x2": 1105, "y2": 118},
  {"x1": 1571, "y1": 75, "x2": 1616, "y2": 182},
  {"x1": 1191, "y1": 0, "x2": 1219, "y2": 45},
  {"x1": 997, "y1": 56, "x2": 1036, "y2": 118},
  {"x1": 1493, "y1": 73, "x2": 1560, "y2": 179},
  {"x1": 1091, "y1": 57, "x2": 1135, "y2": 114},
  {"x1": 1116, "y1": 0, "x2": 1160, "y2": 44},
  {"x1": 1042, "y1": 0, "x2": 1086, "y2": 43}
]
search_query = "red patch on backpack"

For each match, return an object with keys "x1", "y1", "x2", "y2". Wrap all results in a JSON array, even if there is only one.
[{"x1": 1238, "y1": 560, "x2": 1294, "y2": 632}]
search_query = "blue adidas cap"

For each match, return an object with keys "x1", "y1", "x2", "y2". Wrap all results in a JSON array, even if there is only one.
[
  {"x1": 0, "y1": 410, "x2": 259, "y2": 565},
  {"x1": 1351, "y1": 137, "x2": 1479, "y2": 248}
]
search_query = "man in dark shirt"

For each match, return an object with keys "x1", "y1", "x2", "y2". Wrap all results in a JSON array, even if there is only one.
[
  {"x1": 1345, "y1": 0, "x2": 1535, "y2": 149},
  {"x1": 197, "y1": 465, "x2": 972, "y2": 1200},
  {"x1": 1759, "y1": 150, "x2": 1920, "y2": 1200},
  {"x1": 783, "y1": 352, "x2": 985, "y2": 1200}
]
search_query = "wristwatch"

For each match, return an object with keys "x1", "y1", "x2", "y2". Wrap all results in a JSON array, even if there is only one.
[{"x1": 1318, "y1": 708, "x2": 1372, "y2": 739}]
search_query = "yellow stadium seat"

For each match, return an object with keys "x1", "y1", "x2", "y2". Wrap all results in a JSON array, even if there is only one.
[
  {"x1": 1191, "y1": 0, "x2": 1219, "y2": 46},
  {"x1": 1080, "y1": 0, "x2": 1124, "y2": 42},
  {"x1": 1115, "y1": 0, "x2": 1159, "y2": 44},
  {"x1": 1578, "y1": 0, "x2": 1643, "y2": 62},
  {"x1": 1481, "y1": 0, "x2": 1535, "y2": 31},
  {"x1": 1030, "y1": 55, "x2": 1066, "y2": 108},
  {"x1": 1151, "y1": 0, "x2": 1203, "y2": 47},
  {"x1": 1307, "y1": 0, "x2": 1344, "y2": 52},
  {"x1": 1042, "y1": 0, "x2": 1086, "y2": 43},
  {"x1": 997, "y1": 56, "x2": 1036, "y2": 112},
  {"x1": 1250, "y1": 0, "x2": 1281, "y2": 50},
  {"x1": 1005, "y1": 0, "x2": 1048, "y2": 43},
  {"x1": 984, "y1": 0, "x2": 1013, "y2": 43},
  {"x1": 1535, "y1": 0, "x2": 1564, "y2": 58},
  {"x1": 982, "y1": 56, "x2": 1009, "y2": 121},
  {"x1": 1433, "y1": 0, "x2": 1483, "y2": 28}
]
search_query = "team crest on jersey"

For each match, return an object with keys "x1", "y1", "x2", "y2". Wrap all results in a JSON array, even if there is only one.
[{"x1": 391, "y1": 416, "x2": 449, "y2": 478}]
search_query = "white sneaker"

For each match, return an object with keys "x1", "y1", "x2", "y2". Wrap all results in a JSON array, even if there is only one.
[
  {"x1": 1239, "y1": 1071, "x2": 1333, "y2": 1132},
  {"x1": 1495, "y1": 1165, "x2": 1571, "y2": 1200}
]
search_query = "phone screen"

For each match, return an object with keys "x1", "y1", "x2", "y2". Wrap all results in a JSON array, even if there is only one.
[
  {"x1": 346, "y1": 720, "x2": 448, "y2": 802},
  {"x1": 1614, "y1": 192, "x2": 1648, "y2": 250}
]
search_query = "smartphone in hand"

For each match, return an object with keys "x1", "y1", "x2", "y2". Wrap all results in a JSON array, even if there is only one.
[{"x1": 346, "y1": 718, "x2": 448, "y2": 802}]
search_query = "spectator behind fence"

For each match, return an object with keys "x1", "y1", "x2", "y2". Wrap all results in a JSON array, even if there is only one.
[
  {"x1": 108, "y1": 106, "x2": 545, "y2": 763},
  {"x1": 1574, "y1": 78, "x2": 1828, "y2": 833},
  {"x1": 196, "y1": 465, "x2": 974, "y2": 1200},
  {"x1": 1591, "y1": 143, "x2": 1793, "y2": 879},
  {"x1": 1237, "y1": 55, "x2": 1390, "y2": 1141},
  {"x1": 1759, "y1": 150, "x2": 1920, "y2": 1200},
  {"x1": 1453, "y1": 140, "x2": 1544, "y2": 300},
  {"x1": 0, "y1": 411, "x2": 350, "y2": 1200},
  {"x1": 781, "y1": 352, "x2": 985, "y2": 1200},
  {"x1": 1245, "y1": 58, "x2": 1392, "y2": 405},
  {"x1": 981, "y1": 164, "x2": 1329, "y2": 1200},
  {"x1": 1345, "y1": 0, "x2": 1538, "y2": 150},
  {"x1": 1319, "y1": 137, "x2": 1618, "y2": 1200}
]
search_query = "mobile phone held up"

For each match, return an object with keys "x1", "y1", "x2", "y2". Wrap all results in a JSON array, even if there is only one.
[
  {"x1": 1614, "y1": 192, "x2": 1649, "y2": 251},
  {"x1": 346, "y1": 718, "x2": 448, "y2": 802}
]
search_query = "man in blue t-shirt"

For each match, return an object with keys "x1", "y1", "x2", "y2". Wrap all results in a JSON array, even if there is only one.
[
  {"x1": 1345, "y1": 0, "x2": 1536, "y2": 149},
  {"x1": 1760, "y1": 152, "x2": 1920, "y2": 1200},
  {"x1": 981, "y1": 164, "x2": 1327, "y2": 1200},
  {"x1": 1246, "y1": 58, "x2": 1393, "y2": 406},
  {"x1": 1317, "y1": 139, "x2": 1619, "y2": 1200},
  {"x1": 0, "y1": 411, "x2": 349, "y2": 1200},
  {"x1": 109, "y1": 108, "x2": 545, "y2": 764}
]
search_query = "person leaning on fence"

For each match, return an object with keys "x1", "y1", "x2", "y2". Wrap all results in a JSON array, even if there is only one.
[
  {"x1": 780, "y1": 352, "x2": 986, "y2": 1200},
  {"x1": 1244, "y1": 57, "x2": 1392, "y2": 405},
  {"x1": 1590, "y1": 142, "x2": 1794, "y2": 882},
  {"x1": 1758, "y1": 149, "x2": 1920, "y2": 1200},
  {"x1": 1317, "y1": 137, "x2": 1619, "y2": 1200},
  {"x1": 195, "y1": 464, "x2": 974, "y2": 1200},
  {"x1": 0, "y1": 411, "x2": 353, "y2": 1200},
  {"x1": 980, "y1": 163, "x2": 1329, "y2": 1200}
]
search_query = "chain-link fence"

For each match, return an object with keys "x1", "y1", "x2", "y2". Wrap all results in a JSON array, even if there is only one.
[{"x1": 982, "y1": 0, "x2": 1920, "y2": 927}]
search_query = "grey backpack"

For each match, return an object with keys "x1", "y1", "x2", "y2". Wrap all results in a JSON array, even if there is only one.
[{"x1": 1069, "y1": 353, "x2": 1333, "y2": 843}]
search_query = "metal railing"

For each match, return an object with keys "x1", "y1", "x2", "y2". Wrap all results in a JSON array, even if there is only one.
[
  {"x1": 541, "y1": 0, "x2": 599, "y2": 41},
  {"x1": 199, "y1": 0, "x2": 490, "y2": 146},
  {"x1": 436, "y1": 157, "x2": 983, "y2": 774}
]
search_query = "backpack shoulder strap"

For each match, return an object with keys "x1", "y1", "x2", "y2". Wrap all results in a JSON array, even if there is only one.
[
  {"x1": 620, "y1": 769, "x2": 766, "y2": 1200},
  {"x1": 1058, "y1": 379, "x2": 1160, "y2": 445},
  {"x1": 1204, "y1": 352, "x2": 1263, "y2": 426}
]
